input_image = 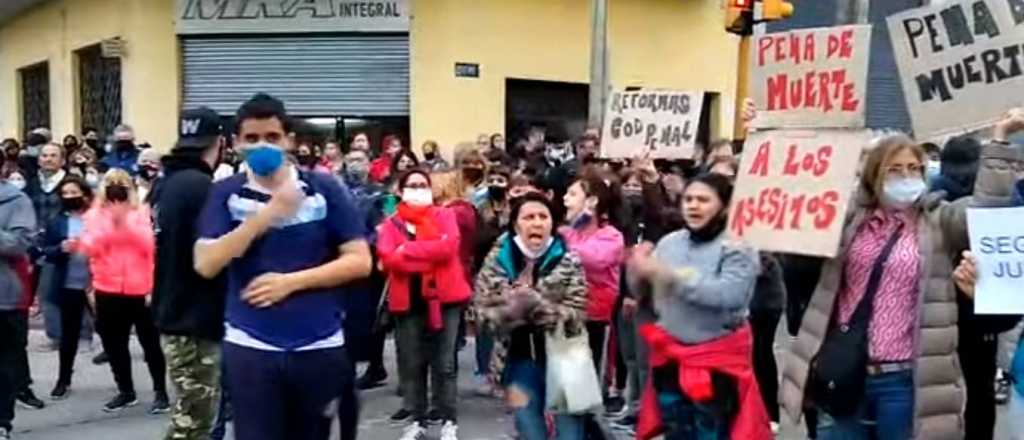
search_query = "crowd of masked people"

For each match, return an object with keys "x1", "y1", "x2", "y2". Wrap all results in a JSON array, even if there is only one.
[{"x1": 0, "y1": 93, "x2": 1022, "y2": 440}]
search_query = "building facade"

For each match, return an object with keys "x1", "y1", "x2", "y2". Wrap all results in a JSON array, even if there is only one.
[{"x1": 0, "y1": 0, "x2": 742, "y2": 158}]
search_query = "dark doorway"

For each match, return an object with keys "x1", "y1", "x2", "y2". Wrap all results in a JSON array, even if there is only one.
[{"x1": 505, "y1": 79, "x2": 589, "y2": 145}]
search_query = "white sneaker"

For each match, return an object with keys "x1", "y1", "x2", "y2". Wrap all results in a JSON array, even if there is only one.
[
  {"x1": 770, "y1": 421, "x2": 780, "y2": 436},
  {"x1": 473, "y1": 374, "x2": 492, "y2": 396},
  {"x1": 398, "y1": 422, "x2": 426, "y2": 440},
  {"x1": 439, "y1": 420, "x2": 459, "y2": 440}
]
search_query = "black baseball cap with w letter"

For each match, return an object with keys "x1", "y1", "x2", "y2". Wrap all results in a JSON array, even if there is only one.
[{"x1": 175, "y1": 106, "x2": 224, "y2": 151}]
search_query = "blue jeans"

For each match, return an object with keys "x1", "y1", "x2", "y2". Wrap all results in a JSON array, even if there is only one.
[
  {"x1": 503, "y1": 359, "x2": 585, "y2": 440},
  {"x1": 475, "y1": 328, "x2": 494, "y2": 375},
  {"x1": 817, "y1": 370, "x2": 914, "y2": 440},
  {"x1": 653, "y1": 365, "x2": 733, "y2": 440}
]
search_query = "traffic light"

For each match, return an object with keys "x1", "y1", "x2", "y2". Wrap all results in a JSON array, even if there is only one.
[
  {"x1": 725, "y1": 0, "x2": 754, "y2": 35},
  {"x1": 762, "y1": 0, "x2": 794, "y2": 21}
]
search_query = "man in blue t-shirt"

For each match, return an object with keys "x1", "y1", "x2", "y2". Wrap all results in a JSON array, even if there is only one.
[{"x1": 194, "y1": 93, "x2": 371, "y2": 440}]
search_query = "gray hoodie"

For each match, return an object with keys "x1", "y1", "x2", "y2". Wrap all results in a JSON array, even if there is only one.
[
  {"x1": 640, "y1": 229, "x2": 759, "y2": 344},
  {"x1": 0, "y1": 182, "x2": 36, "y2": 311}
]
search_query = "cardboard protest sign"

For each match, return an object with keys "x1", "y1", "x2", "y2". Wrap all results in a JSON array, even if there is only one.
[
  {"x1": 600, "y1": 89, "x2": 704, "y2": 160},
  {"x1": 728, "y1": 129, "x2": 868, "y2": 257},
  {"x1": 751, "y1": 25, "x2": 872, "y2": 129},
  {"x1": 888, "y1": 0, "x2": 1024, "y2": 139},
  {"x1": 968, "y1": 207, "x2": 1024, "y2": 314}
]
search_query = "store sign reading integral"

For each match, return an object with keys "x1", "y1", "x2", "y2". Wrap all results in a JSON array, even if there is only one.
[
  {"x1": 888, "y1": 0, "x2": 1024, "y2": 139},
  {"x1": 750, "y1": 25, "x2": 871, "y2": 129},
  {"x1": 600, "y1": 89, "x2": 704, "y2": 160},
  {"x1": 728, "y1": 129, "x2": 868, "y2": 258},
  {"x1": 176, "y1": 0, "x2": 409, "y2": 34}
]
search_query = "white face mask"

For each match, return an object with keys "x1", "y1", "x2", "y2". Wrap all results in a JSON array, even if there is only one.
[
  {"x1": 881, "y1": 176, "x2": 927, "y2": 210},
  {"x1": 926, "y1": 160, "x2": 941, "y2": 181},
  {"x1": 7, "y1": 177, "x2": 25, "y2": 191},
  {"x1": 401, "y1": 188, "x2": 434, "y2": 206},
  {"x1": 513, "y1": 235, "x2": 554, "y2": 260}
]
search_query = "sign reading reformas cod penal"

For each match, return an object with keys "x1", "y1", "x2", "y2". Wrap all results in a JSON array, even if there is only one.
[
  {"x1": 176, "y1": 0, "x2": 410, "y2": 34},
  {"x1": 888, "y1": 0, "x2": 1024, "y2": 139},
  {"x1": 600, "y1": 89, "x2": 705, "y2": 160}
]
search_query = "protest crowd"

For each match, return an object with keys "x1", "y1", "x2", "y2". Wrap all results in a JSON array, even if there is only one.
[{"x1": 2, "y1": 4, "x2": 1024, "y2": 440}]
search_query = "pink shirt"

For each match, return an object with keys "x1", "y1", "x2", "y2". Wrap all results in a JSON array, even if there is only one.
[
  {"x1": 837, "y1": 210, "x2": 920, "y2": 362},
  {"x1": 559, "y1": 224, "x2": 624, "y2": 322}
]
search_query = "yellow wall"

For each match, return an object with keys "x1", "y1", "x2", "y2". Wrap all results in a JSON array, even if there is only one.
[
  {"x1": 0, "y1": 0, "x2": 178, "y2": 150},
  {"x1": 410, "y1": 0, "x2": 740, "y2": 158}
]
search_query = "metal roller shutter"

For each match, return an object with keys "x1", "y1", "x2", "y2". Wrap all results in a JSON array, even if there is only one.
[{"x1": 181, "y1": 35, "x2": 409, "y2": 116}]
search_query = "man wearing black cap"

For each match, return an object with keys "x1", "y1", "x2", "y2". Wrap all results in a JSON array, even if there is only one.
[{"x1": 150, "y1": 107, "x2": 228, "y2": 440}]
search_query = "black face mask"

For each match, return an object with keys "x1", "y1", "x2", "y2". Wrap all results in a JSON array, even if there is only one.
[
  {"x1": 488, "y1": 185, "x2": 507, "y2": 201},
  {"x1": 61, "y1": 196, "x2": 87, "y2": 212},
  {"x1": 624, "y1": 194, "x2": 644, "y2": 212},
  {"x1": 5, "y1": 149, "x2": 18, "y2": 159},
  {"x1": 105, "y1": 184, "x2": 129, "y2": 203},
  {"x1": 297, "y1": 154, "x2": 316, "y2": 166},
  {"x1": 139, "y1": 166, "x2": 159, "y2": 181},
  {"x1": 84, "y1": 138, "x2": 98, "y2": 149},
  {"x1": 686, "y1": 212, "x2": 728, "y2": 244},
  {"x1": 115, "y1": 140, "x2": 135, "y2": 152},
  {"x1": 424, "y1": 152, "x2": 437, "y2": 161}
]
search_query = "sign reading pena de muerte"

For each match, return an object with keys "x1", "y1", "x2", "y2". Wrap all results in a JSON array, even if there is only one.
[
  {"x1": 176, "y1": 0, "x2": 409, "y2": 34},
  {"x1": 600, "y1": 89, "x2": 705, "y2": 160},
  {"x1": 888, "y1": 0, "x2": 1024, "y2": 139},
  {"x1": 968, "y1": 207, "x2": 1024, "y2": 314},
  {"x1": 750, "y1": 25, "x2": 872, "y2": 129}
]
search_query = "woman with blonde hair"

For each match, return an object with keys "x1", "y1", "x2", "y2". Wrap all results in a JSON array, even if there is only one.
[
  {"x1": 781, "y1": 109, "x2": 1024, "y2": 440},
  {"x1": 77, "y1": 169, "x2": 168, "y2": 414}
]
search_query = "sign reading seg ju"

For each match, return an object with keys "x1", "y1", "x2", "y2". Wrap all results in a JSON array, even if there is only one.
[{"x1": 176, "y1": 0, "x2": 410, "y2": 34}]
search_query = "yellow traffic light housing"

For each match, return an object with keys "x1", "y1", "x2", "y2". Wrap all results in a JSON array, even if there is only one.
[
  {"x1": 725, "y1": 0, "x2": 754, "y2": 35},
  {"x1": 762, "y1": 0, "x2": 794, "y2": 21}
]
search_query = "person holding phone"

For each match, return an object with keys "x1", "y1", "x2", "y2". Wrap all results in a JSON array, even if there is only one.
[
  {"x1": 41, "y1": 176, "x2": 95, "y2": 400},
  {"x1": 78, "y1": 169, "x2": 168, "y2": 414}
]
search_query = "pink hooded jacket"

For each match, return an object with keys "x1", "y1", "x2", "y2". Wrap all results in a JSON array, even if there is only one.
[
  {"x1": 559, "y1": 223, "x2": 624, "y2": 322},
  {"x1": 80, "y1": 205, "x2": 155, "y2": 296}
]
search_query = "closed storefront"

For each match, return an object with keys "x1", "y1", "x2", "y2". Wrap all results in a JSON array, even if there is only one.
[{"x1": 175, "y1": 0, "x2": 410, "y2": 146}]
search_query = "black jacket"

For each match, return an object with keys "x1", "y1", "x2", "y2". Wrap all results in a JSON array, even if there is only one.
[{"x1": 150, "y1": 153, "x2": 226, "y2": 340}]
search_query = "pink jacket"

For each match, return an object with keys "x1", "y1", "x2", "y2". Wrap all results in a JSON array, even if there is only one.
[
  {"x1": 559, "y1": 223, "x2": 624, "y2": 322},
  {"x1": 80, "y1": 205, "x2": 155, "y2": 296}
]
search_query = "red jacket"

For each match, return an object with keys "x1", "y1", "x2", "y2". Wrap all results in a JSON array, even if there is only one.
[
  {"x1": 80, "y1": 205, "x2": 155, "y2": 296},
  {"x1": 377, "y1": 206, "x2": 472, "y2": 313},
  {"x1": 13, "y1": 255, "x2": 33, "y2": 310},
  {"x1": 369, "y1": 155, "x2": 393, "y2": 183},
  {"x1": 637, "y1": 324, "x2": 771, "y2": 440},
  {"x1": 443, "y1": 200, "x2": 477, "y2": 287}
]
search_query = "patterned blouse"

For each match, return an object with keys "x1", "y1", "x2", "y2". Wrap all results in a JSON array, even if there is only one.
[{"x1": 837, "y1": 209, "x2": 921, "y2": 362}]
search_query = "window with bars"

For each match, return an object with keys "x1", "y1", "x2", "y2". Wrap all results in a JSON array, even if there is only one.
[
  {"x1": 19, "y1": 62, "x2": 50, "y2": 138},
  {"x1": 77, "y1": 44, "x2": 122, "y2": 141}
]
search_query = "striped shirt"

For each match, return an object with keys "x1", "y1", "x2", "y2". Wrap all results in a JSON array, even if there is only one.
[{"x1": 837, "y1": 209, "x2": 920, "y2": 362}]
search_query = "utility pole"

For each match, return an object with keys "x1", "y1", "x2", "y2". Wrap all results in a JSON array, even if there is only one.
[{"x1": 588, "y1": 0, "x2": 609, "y2": 130}]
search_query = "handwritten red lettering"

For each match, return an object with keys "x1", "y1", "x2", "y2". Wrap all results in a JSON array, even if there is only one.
[
  {"x1": 763, "y1": 69, "x2": 859, "y2": 113},
  {"x1": 748, "y1": 142, "x2": 772, "y2": 176},
  {"x1": 729, "y1": 187, "x2": 842, "y2": 237}
]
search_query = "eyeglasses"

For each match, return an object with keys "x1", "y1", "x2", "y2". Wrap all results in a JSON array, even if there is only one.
[{"x1": 886, "y1": 164, "x2": 924, "y2": 178}]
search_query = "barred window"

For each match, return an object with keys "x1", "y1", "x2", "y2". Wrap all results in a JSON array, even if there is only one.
[
  {"x1": 19, "y1": 62, "x2": 50, "y2": 137},
  {"x1": 78, "y1": 44, "x2": 122, "y2": 141}
]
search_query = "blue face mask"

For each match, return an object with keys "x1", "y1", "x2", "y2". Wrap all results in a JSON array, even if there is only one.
[
  {"x1": 881, "y1": 176, "x2": 927, "y2": 210},
  {"x1": 244, "y1": 143, "x2": 284, "y2": 177}
]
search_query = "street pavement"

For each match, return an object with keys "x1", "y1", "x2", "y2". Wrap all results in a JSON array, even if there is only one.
[{"x1": 9, "y1": 329, "x2": 1012, "y2": 440}]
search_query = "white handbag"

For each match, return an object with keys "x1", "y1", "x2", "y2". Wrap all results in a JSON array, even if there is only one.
[{"x1": 544, "y1": 322, "x2": 603, "y2": 414}]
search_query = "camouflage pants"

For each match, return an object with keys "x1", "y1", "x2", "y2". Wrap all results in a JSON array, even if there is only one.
[{"x1": 162, "y1": 335, "x2": 221, "y2": 440}]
